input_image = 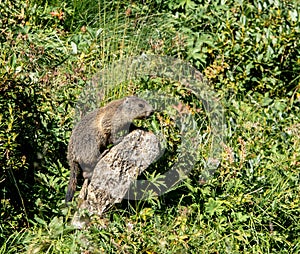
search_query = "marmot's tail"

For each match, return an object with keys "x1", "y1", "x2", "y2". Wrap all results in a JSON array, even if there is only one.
[{"x1": 65, "y1": 161, "x2": 80, "y2": 203}]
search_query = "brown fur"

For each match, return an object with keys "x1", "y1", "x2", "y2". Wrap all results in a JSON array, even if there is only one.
[{"x1": 65, "y1": 96, "x2": 154, "y2": 202}]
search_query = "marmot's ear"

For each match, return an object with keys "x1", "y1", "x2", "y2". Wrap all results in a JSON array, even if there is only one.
[{"x1": 124, "y1": 96, "x2": 135, "y2": 103}]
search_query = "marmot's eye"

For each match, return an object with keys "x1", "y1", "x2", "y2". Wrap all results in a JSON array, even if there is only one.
[{"x1": 138, "y1": 103, "x2": 145, "y2": 108}]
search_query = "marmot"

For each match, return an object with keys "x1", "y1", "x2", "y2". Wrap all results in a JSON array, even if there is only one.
[{"x1": 65, "y1": 96, "x2": 154, "y2": 203}]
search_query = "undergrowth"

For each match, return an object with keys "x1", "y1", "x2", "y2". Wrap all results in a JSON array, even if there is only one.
[{"x1": 0, "y1": 0, "x2": 299, "y2": 253}]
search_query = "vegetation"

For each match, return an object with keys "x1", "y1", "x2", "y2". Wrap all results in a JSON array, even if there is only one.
[{"x1": 1, "y1": 0, "x2": 299, "y2": 253}]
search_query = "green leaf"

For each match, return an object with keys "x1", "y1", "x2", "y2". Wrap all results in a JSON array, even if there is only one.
[{"x1": 71, "y1": 41, "x2": 77, "y2": 54}]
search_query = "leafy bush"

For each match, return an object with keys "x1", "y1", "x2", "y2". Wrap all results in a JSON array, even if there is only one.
[
  {"x1": 0, "y1": 0, "x2": 83, "y2": 239},
  {"x1": 166, "y1": 0, "x2": 300, "y2": 97}
]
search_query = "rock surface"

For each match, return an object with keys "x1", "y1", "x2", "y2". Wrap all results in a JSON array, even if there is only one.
[{"x1": 71, "y1": 129, "x2": 161, "y2": 228}]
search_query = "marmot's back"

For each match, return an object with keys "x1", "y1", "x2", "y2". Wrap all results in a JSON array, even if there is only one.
[{"x1": 65, "y1": 96, "x2": 154, "y2": 202}]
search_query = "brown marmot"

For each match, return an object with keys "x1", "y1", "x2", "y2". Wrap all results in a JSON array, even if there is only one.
[{"x1": 65, "y1": 96, "x2": 154, "y2": 203}]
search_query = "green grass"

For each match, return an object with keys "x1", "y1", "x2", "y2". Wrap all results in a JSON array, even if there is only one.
[{"x1": 1, "y1": 0, "x2": 300, "y2": 253}]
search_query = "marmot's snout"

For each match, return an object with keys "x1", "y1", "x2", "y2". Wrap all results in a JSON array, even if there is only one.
[{"x1": 144, "y1": 107, "x2": 154, "y2": 118}]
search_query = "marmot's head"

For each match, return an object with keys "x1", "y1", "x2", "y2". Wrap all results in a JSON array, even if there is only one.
[
  {"x1": 110, "y1": 96, "x2": 154, "y2": 142},
  {"x1": 121, "y1": 96, "x2": 154, "y2": 119}
]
